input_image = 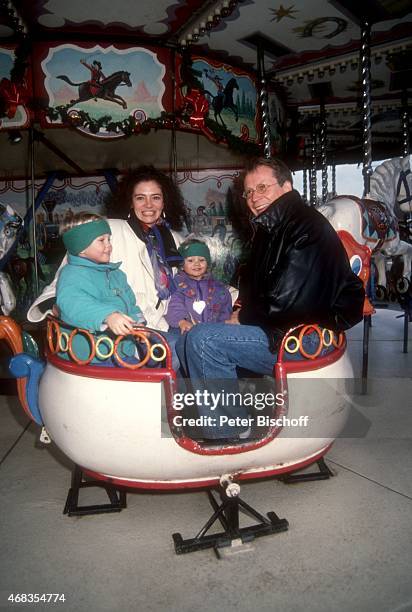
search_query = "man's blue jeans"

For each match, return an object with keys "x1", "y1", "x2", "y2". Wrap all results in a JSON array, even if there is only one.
[
  {"x1": 176, "y1": 323, "x2": 331, "y2": 439},
  {"x1": 175, "y1": 323, "x2": 279, "y2": 438}
]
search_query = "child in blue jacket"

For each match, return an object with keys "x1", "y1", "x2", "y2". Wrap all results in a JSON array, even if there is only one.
[{"x1": 56, "y1": 212, "x2": 146, "y2": 363}]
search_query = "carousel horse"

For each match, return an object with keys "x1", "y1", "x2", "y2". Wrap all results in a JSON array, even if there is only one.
[
  {"x1": 0, "y1": 203, "x2": 23, "y2": 315},
  {"x1": 57, "y1": 70, "x2": 132, "y2": 110},
  {"x1": 318, "y1": 193, "x2": 412, "y2": 299},
  {"x1": 204, "y1": 78, "x2": 239, "y2": 128},
  {"x1": 368, "y1": 155, "x2": 412, "y2": 295}
]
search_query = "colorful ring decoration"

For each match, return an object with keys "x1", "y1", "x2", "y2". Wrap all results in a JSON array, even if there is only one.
[
  {"x1": 284, "y1": 335, "x2": 300, "y2": 354},
  {"x1": 113, "y1": 330, "x2": 151, "y2": 369},
  {"x1": 332, "y1": 331, "x2": 344, "y2": 349},
  {"x1": 321, "y1": 328, "x2": 333, "y2": 347},
  {"x1": 58, "y1": 331, "x2": 69, "y2": 352},
  {"x1": 150, "y1": 343, "x2": 167, "y2": 362},
  {"x1": 47, "y1": 319, "x2": 170, "y2": 369},
  {"x1": 283, "y1": 325, "x2": 344, "y2": 359},
  {"x1": 95, "y1": 336, "x2": 115, "y2": 360},
  {"x1": 47, "y1": 319, "x2": 61, "y2": 354},
  {"x1": 298, "y1": 325, "x2": 323, "y2": 360},
  {"x1": 68, "y1": 328, "x2": 96, "y2": 365}
]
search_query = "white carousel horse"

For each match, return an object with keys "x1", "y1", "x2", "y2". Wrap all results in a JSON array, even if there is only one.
[
  {"x1": 368, "y1": 155, "x2": 412, "y2": 293},
  {"x1": 0, "y1": 203, "x2": 23, "y2": 315},
  {"x1": 369, "y1": 155, "x2": 412, "y2": 232},
  {"x1": 318, "y1": 193, "x2": 412, "y2": 296}
]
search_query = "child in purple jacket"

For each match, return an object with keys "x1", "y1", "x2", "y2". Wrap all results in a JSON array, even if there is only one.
[{"x1": 165, "y1": 239, "x2": 233, "y2": 334}]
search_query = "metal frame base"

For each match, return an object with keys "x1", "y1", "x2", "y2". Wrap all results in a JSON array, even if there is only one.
[
  {"x1": 63, "y1": 465, "x2": 127, "y2": 516},
  {"x1": 280, "y1": 457, "x2": 334, "y2": 484},
  {"x1": 173, "y1": 487, "x2": 288, "y2": 555}
]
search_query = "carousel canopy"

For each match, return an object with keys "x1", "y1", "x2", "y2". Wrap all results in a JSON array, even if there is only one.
[{"x1": 0, "y1": 0, "x2": 411, "y2": 177}]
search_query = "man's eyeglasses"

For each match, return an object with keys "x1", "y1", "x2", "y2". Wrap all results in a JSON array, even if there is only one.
[{"x1": 242, "y1": 183, "x2": 277, "y2": 200}]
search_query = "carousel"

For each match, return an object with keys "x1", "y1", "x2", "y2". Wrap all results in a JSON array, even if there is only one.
[{"x1": 0, "y1": 0, "x2": 411, "y2": 555}]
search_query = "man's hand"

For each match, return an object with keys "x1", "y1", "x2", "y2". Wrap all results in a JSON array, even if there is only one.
[
  {"x1": 226, "y1": 310, "x2": 240, "y2": 324},
  {"x1": 179, "y1": 319, "x2": 193, "y2": 334},
  {"x1": 105, "y1": 312, "x2": 135, "y2": 335}
]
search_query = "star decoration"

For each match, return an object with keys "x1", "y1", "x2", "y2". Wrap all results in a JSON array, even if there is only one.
[{"x1": 270, "y1": 4, "x2": 298, "y2": 22}]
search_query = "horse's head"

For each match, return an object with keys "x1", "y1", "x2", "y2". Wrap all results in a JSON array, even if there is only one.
[
  {"x1": 369, "y1": 156, "x2": 412, "y2": 221},
  {"x1": 225, "y1": 78, "x2": 239, "y2": 92},
  {"x1": 0, "y1": 204, "x2": 23, "y2": 262},
  {"x1": 121, "y1": 71, "x2": 132, "y2": 87}
]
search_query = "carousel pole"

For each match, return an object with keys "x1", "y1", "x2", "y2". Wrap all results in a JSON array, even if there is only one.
[
  {"x1": 401, "y1": 89, "x2": 410, "y2": 159},
  {"x1": 303, "y1": 162, "x2": 308, "y2": 204},
  {"x1": 319, "y1": 98, "x2": 328, "y2": 204},
  {"x1": 400, "y1": 89, "x2": 410, "y2": 354},
  {"x1": 360, "y1": 18, "x2": 373, "y2": 393},
  {"x1": 257, "y1": 43, "x2": 271, "y2": 159},
  {"x1": 29, "y1": 128, "x2": 40, "y2": 296},
  {"x1": 361, "y1": 18, "x2": 373, "y2": 197},
  {"x1": 170, "y1": 48, "x2": 178, "y2": 182},
  {"x1": 309, "y1": 119, "x2": 317, "y2": 206},
  {"x1": 331, "y1": 157, "x2": 337, "y2": 197}
]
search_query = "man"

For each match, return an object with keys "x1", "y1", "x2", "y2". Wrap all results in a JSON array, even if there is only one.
[
  {"x1": 177, "y1": 157, "x2": 364, "y2": 441},
  {"x1": 80, "y1": 59, "x2": 106, "y2": 98}
]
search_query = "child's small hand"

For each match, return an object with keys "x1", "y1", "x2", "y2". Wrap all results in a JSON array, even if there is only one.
[
  {"x1": 226, "y1": 310, "x2": 240, "y2": 324},
  {"x1": 179, "y1": 319, "x2": 193, "y2": 334},
  {"x1": 105, "y1": 312, "x2": 135, "y2": 335}
]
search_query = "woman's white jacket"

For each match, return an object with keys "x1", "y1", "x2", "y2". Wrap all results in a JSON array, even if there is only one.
[{"x1": 27, "y1": 219, "x2": 184, "y2": 331}]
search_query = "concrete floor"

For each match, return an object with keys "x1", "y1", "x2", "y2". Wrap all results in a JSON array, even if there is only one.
[{"x1": 0, "y1": 308, "x2": 411, "y2": 612}]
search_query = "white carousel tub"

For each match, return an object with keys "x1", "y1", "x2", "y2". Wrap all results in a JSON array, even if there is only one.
[{"x1": 1, "y1": 317, "x2": 352, "y2": 490}]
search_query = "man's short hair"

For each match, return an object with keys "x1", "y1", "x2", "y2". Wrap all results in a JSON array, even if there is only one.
[{"x1": 243, "y1": 157, "x2": 293, "y2": 187}]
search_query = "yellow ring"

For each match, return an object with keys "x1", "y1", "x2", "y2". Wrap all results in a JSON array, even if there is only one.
[
  {"x1": 322, "y1": 328, "x2": 333, "y2": 347},
  {"x1": 150, "y1": 343, "x2": 167, "y2": 362},
  {"x1": 58, "y1": 331, "x2": 69, "y2": 352},
  {"x1": 95, "y1": 336, "x2": 114, "y2": 360},
  {"x1": 285, "y1": 335, "x2": 300, "y2": 354}
]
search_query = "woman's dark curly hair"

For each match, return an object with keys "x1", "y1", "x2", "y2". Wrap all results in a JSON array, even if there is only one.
[{"x1": 108, "y1": 166, "x2": 186, "y2": 231}]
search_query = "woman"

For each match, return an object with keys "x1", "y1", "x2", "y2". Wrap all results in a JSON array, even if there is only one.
[{"x1": 28, "y1": 166, "x2": 186, "y2": 340}]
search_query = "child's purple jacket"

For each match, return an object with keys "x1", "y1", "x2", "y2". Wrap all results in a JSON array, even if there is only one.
[{"x1": 165, "y1": 271, "x2": 232, "y2": 327}]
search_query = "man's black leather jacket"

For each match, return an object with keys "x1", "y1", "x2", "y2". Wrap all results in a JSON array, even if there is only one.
[{"x1": 238, "y1": 189, "x2": 364, "y2": 350}]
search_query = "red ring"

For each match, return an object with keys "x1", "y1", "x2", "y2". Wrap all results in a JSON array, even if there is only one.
[
  {"x1": 68, "y1": 328, "x2": 96, "y2": 365},
  {"x1": 332, "y1": 331, "x2": 344, "y2": 348},
  {"x1": 298, "y1": 325, "x2": 323, "y2": 360},
  {"x1": 113, "y1": 330, "x2": 151, "y2": 369},
  {"x1": 47, "y1": 319, "x2": 60, "y2": 354}
]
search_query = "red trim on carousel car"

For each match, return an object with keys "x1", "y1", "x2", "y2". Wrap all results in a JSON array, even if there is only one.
[
  {"x1": 46, "y1": 319, "x2": 346, "y2": 457},
  {"x1": 46, "y1": 349, "x2": 177, "y2": 384},
  {"x1": 172, "y1": 329, "x2": 346, "y2": 456},
  {"x1": 82, "y1": 443, "x2": 333, "y2": 490},
  {"x1": 275, "y1": 333, "x2": 346, "y2": 376}
]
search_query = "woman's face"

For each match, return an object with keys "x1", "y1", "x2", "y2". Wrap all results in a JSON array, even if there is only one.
[{"x1": 131, "y1": 180, "x2": 164, "y2": 226}]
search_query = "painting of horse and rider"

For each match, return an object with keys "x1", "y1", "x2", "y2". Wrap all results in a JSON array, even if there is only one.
[
  {"x1": 178, "y1": 56, "x2": 258, "y2": 140},
  {"x1": 41, "y1": 45, "x2": 166, "y2": 130}
]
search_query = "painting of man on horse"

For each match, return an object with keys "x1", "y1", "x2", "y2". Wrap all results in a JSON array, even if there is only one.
[
  {"x1": 203, "y1": 69, "x2": 239, "y2": 127},
  {"x1": 79, "y1": 58, "x2": 106, "y2": 98},
  {"x1": 56, "y1": 59, "x2": 132, "y2": 109},
  {"x1": 178, "y1": 58, "x2": 257, "y2": 140}
]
